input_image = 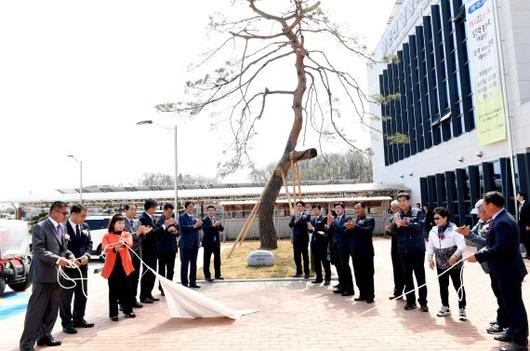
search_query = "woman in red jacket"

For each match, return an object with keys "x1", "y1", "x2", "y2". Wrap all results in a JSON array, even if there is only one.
[{"x1": 102, "y1": 214, "x2": 136, "y2": 320}]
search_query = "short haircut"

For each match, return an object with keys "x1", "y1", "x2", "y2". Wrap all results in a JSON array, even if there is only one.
[
  {"x1": 334, "y1": 202, "x2": 345, "y2": 209},
  {"x1": 483, "y1": 191, "x2": 505, "y2": 208},
  {"x1": 396, "y1": 192, "x2": 410, "y2": 200},
  {"x1": 123, "y1": 203, "x2": 136, "y2": 211},
  {"x1": 108, "y1": 214, "x2": 126, "y2": 233},
  {"x1": 295, "y1": 200, "x2": 305, "y2": 206},
  {"x1": 433, "y1": 207, "x2": 450, "y2": 219},
  {"x1": 518, "y1": 191, "x2": 528, "y2": 200},
  {"x1": 70, "y1": 204, "x2": 86, "y2": 214},
  {"x1": 163, "y1": 203, "x2": 175, "y2": 210},
  {"x1": 474, "y1": 199, "x2": 484, "y2": 209},
  {"x1": 311, "y1": 205, "x2": 321, "y2": 210},
  {"x1": 355, "y1": 202, "x2": 366, "y2": 209},
  {"x1": 390, "y1": 200, "x2": 400, "y2": 208},
  {"x1": 144, "y1": 199, "x2": 158, "y2": 211},
  {"x1": 49, "y1": 201, "x2": 68, "y2": 214},
  {"x1": 184, "y1": 201, "x2": 194, "y2": 209},
  {"x1": 206, "y1": 205, "x2": 216, "y2": 211}
]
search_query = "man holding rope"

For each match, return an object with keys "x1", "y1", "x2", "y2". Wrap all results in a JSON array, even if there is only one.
[
  {"x1": 467, "y1": 191, "x2": 528, "y2": 351},
  {"x1": 20, "y1": 201, "x2": 74, "y2": 351}
]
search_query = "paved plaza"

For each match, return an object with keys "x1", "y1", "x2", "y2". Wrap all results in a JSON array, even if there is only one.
[{"x1": 1, "y1": 238, "x2": 529, "y2": 351}]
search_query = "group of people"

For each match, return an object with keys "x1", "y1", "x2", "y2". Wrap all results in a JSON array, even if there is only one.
[
  {"x1": 19, "y1": 199, "x2": 225, "y2": 351},
  {"x1": 289, "y1": 190, "x2": 528, "y2": 351},
  {"x1": 289, "y1": 200, "x2": 376, "y2": 302}
]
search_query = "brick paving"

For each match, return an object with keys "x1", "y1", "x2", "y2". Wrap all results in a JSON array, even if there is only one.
[{"x1": 1, "y1": 238, "x2": 529, "y2": 351}]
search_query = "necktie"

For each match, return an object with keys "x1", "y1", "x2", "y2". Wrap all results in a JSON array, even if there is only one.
[
  {"x1": 56, "y1": 224, "x2": 63, "y2": 241},
  {"x1": 76, "y1": 225, "x2": 81, "y2": 237},
  {"x1": 130, "y1": 220, "x2": 135, "y2": 232}
]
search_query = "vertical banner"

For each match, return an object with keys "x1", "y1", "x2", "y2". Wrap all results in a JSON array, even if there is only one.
[{"x1": 465, "y1": 0, "x2": 507, "y2": 145}]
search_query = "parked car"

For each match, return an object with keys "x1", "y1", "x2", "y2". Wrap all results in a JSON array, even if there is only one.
[
  {"x1": 0, "y1": 220, "x2": 32, "y2": 296},
  {"x1": 85, "y1": 215, "x2": 111, "y2": 257}
]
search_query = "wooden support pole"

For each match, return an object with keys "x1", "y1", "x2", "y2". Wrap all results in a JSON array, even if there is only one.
[
  {"x1": 281, "y1": 171, "x2": 294, "y2": 214},
  {"x1": 227, "y1": 201, "x2": 259, "y2": 258},
  {"x1": 295, "y1": 162, "x2": 302, "y2": 200}
]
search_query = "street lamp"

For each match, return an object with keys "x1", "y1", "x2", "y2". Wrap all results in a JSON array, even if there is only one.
[
  {"x1": 136, "y1": 120, "x2": 179, "y2": 212},
  {"x1": 67, "y1": 154, "x2": 83, "y2": 203}
]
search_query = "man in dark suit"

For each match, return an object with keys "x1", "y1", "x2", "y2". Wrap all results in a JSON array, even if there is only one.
[
  {"x1": 20, "y1": 201, "x2": 74, "y2": 351},
  {"x1": 469, "y1": 191, "x2": 528, "y2": 351},
  {"x1": 516, "y1": 191, "x2": 530, "y2": 259},
  {"x1": 386, "y1": 200, "x2": 404, "y2": 300},
  {"x1": 393, "y1": 192, "x2": 428, "y2": 312},
  {"x1": 288, "y1": 201, "x2": 311, "y2": 278},
  {"x1": 157, "y1": 203, "x2": 179, "y2": 295},
  {"x1": 124, "y1": 203, "x2": 150, "y2": 308},
  {"x1": 138, "y1": 199, "x2": 175, "y2": 303},
  {"x1": 202, "y1": 205, "x2": 224, "y2": 281},
  {"x1": 308, "y1": 205, "x2": 331, "y2": 285},
  {"x1": 349, "y1": 202, "x2": 375, "y2": 303},
  {"x1": 59, "y1": 204, "x2": 94, "y2": 334},
  {"x1": 327, "y1": 202, "x2": 354, "y2": 296},
  {"x1": 178, "y1": 201, "x2": 201, "y2": 288}
]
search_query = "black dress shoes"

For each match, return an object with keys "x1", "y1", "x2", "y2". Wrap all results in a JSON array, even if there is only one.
[
  {"x1": 141, "y1": 298, "x2": 154, "y2": 304},
  {"x1": 304, "y1": 275, "x2": 310, "y2": 279},
  {"x1": 494, "y1": 333, "x2": 513, "y2": 343},
  {"x1": 341, "y1": 291, "x2": 355, "y2": 297},
  {"x1": 189, "y1": 284, "x2": 201, "y2": 289},
  {"x1": 333, "y1": 289, "x2": 345, "y2": 294},
  {"x1": 63, "y1": 326, "x2": 78, "y2": 334},
  {"x1": 354, "y1": 297, "x2": 367, "y2": 302},
  {"x1": 388, "y1": 294, "x2": 403, "y2": 300},
  {"x1": 110, "y1": 316, "x2": 119, "y2": 321},
  {"x1": 292, "y1": 273, "x2": 303, "y2": 278},
  {"x1": 206, "y1": 278, "x2": 214, "y2": 282},
  {"x1": 311, "y1": 280, "x2": 323, "y2": 284},
  {"x1": 324, "y1": 280, "x2": 330, "y2": 286},
  {"x1": 215, "y1": 277, "x2": 225, "y2": 280},
  {"x1": 333, "y1": 283, "x2": 342, "y2": 289},
  {"x1": 37, "y1": 337, "x2": 62, "y2": 347},
  {"x1": 366, "y1": 298, "x2": 375, "y2": 304},
  {"x1": 74, "y1": 319, "x2": 94, "y2": 328},
  {"x1": 404, "y1": 303, "x2": 417, "y2": 310},
  {"x1": 125, "y1": 312, "x2": 136, "y2": 318},
  {"x1": 500, "y1": 343, "x2": 528, "y2": 351},
  {"x1": 149, "y1": 295, "x2": 160, "y2": 301},
  {"x1": 132, "y1": 300, "x2": 144, "y2": 308}
]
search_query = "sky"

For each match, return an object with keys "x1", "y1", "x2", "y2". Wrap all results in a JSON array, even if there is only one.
[{"x1": 0, "y1": 0, "x2": 396, "y2": 200}]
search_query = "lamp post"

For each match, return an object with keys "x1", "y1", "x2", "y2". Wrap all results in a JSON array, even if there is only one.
[
  {"x1": 136, "y1": 120, "x2": 179, "y2": 212},
  {"x1": 67, "y1": 154, "x2": 83, "y2": 203}
]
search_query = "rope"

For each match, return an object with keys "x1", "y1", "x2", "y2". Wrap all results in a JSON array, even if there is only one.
[{"x1": 352, "y1": 256, "x2": 469, "y2": 319}]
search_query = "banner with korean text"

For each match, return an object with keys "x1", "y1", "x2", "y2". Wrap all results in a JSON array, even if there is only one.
[{"x1": 465, "y1": 0, "x2": 506, "y2": 145}]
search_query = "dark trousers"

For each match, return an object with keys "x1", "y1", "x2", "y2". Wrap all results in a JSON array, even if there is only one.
[
  {"x1": 180, "y1": 247, "x2": 198, "y2": 287},
  {"x1": 59, "y1": 266, "x2": 88, "y2": 327},
  {"x1": 400, "y1": 251, "x2": 428, "y2": 306},
  {"x1": 293, "y1": 241, "x2": 310, "y2": 275},
  {"x1": 20, "y1": 282, "x2": 61, "y2": 351},
  {"x1": 311, "y1": 243, "x2": 331, "y2": 282},
  {"x1": 330, "y1": 242, "x2": 344, "y2": 286},
  {"x1": 158, "y1": 250, "x2": 177, "y2": 290},
  {"x1": 497, "y1": 277, "x2": 529, "y2": 346},
  {"x1": 391, "y1": 239, "x2": 404, "y2": 296},
  {"x1": 129, "y1": 251, "x2": 141, "y2": 302},
  {"x1": 353, "y1": 255, "x2": 375, "y2": 299},
  {"x1": 437, "y1": 266, "x2": 466, "y2": 309},
  {"x1": 340, "y1": 248, "x2": 354, "y2": 293},
  {"x1": 203, "y1": 244, "x2": 221, "y2": 279},
  {"x1": 523, "y1": 229, "x2": 530, "y2": 257},
  {"x1": 140, "y1": 251, "x2": 157, "y2": 299},
  {"x1": 108, "y1": 259, "x2": 132, "y2": 317},
  {"x1": 490, "y1": 274, "x2": 509, "y2": 328}
]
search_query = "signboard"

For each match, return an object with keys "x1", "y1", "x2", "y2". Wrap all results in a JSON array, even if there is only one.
[{"x1": 465, "y1": 0, "x2": 507, "y2": 145}]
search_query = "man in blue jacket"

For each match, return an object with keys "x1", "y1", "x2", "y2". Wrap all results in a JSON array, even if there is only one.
[
  {"x1": 309, "y1": 205, "x2": 331, "y2": 285},
  {"x1": 393, "y1": 192, "x2": 428, "y2": 312},
  {"x1": 349, "y1": 202, "x2": 375, "y2": 303},
  {"x1": 157, "y1": 203, "x2": 179, "y2": 295},
  {"x1": 178, "y1": 201, "x2": 202, "y2": 288},
  {"x1": 327, "y1": 202, "x2": 354, "y2": 296},
  {"x1": 469, "y1": 191, "x2": 528, "y2": 351},
  {"x1": 289, "y1": 201, "x2": 311, "y2": 278},
  {"x1": 201, "y1": 205, "x2": 224, "y2": 281}
]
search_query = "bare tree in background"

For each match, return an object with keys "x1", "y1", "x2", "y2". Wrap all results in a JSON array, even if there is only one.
[{"x1": 157, "y1": 0, "x2": 379, "y2": 249}]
